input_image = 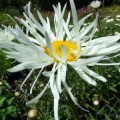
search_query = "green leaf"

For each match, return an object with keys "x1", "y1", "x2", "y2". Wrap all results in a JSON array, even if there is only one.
[
  {"x1": 6, "y1": 106, "x2": 16, "y2": 114},
  {"x1": 0, "y1": 108, "x2": 5, "y2": 113},
  {"x1": 2, "y1": 114, "x2": 6, "y2": 120},
  {"x1": 109, "y1": 86, "x2": 117, "y2": 92},
  {"x1": 0, "y1": 87, "x2": 2, "y2": 94},
  {"x1": 0, "y1": 97, "x2": 6, "y2": 107},
  {"x1": 11, "y1": 112, "x2": 17, "y2": 117},
  {"x1": 105, "y1": 113, "x2": 111, "y2": 120},
  {"x1": 6, "y1": 97, "x2": 14, "y2": 105}
]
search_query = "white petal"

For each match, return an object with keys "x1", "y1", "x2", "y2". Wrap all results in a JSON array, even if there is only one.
[
  {"x1": 56, "y1": 68, "x2": 62, "y2": 93},
  {"x1": 96, "y1": 63, "x2": 120, "y2": 66},
  {"x1": 106, "y1": 59, "x2": 120, "y2": 72},
  {"x1": 7, "y1": 62, "x2": 29, "y2": 72},
  {"x1": 75, "y1": 68, "x2": 97, "y2": 85},
  {"x1": 61, "y1": 64, "x2": 67, "y2": 82},
  {"x1": 49, "y1": 63, "x2": 57, "y2": 89},
  {"x1": 54, "y1": 98, "x2": 59, "y2": 120},
  {"x1": 61, "y1": 45, "x2": 67, "y2": 63},
  {"x1": 20, "y1": 69, "x2": 34, "y2": 89},
  {"x1": 30, "y1": 68, "x2": 43, "y2": 94},
  {"x1": 83, "y1": 66, "x2": 107, "y2": 82},
  {"x1": 69, "y1": 56, "x2": 104, "y2": 67},
  {"x1": 97, "y1": 44, "x2": 120, "y2": 55},
  {"x1": 24, "y1": 60, "x2": 53, "y2": 69},
  {"x1": 45, "y1": 32, "x2": 62, "y2": 62},
  {"x1": 62, "y1": 81, "x2": 89, "y2": 112},
  {"x1": 42, "y1": 63, "x2": 62, "y2": 77},
  {"x1": 26, "y1": 81, "x2": 49, "y2": 106}
]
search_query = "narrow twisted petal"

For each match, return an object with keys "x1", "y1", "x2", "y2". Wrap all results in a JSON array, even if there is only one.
[
  {"x1": 30, "y1": 68, "x2": 43, "y2": 94},
  {"x1": 83, "y1": 66, "x2": 107, "y2": 82},
  {"x1": 75, "y1": 68, "x2": 97, "y2": 85},
  {"x1": 20, "y1": 69, "x2": 34, "y2": 89},
  {"x1": 26, "y1": 81, "x2": 49, "y2": 106},
  {"x1": 62, "y1": 81, "x2": 89, "y2": 112}
]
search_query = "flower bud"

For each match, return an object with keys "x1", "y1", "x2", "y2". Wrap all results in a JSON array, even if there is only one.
[
  {"x1": 0, "y1": 81, "x2": 3, "y2": 85},
  {"x1": 108, "y1": 74, "x2": 112, "y2": 78},
  {"x1": 27, "y1": 109, "x2": 38, "y2": 119},
  {"x1": 14, "y1": 91, "x2": 20, "y2": 97},
  {"x1": 39, "y1": 83, "x2": 44, "y2": 88},
  {"x1": 93, "y1": 100, "x2": 99, "y2": 106}
]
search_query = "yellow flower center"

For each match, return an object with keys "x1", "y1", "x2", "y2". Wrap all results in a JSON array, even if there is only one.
[{"x1": 45, "y1": 41, "x2": 78, "y2": 62}]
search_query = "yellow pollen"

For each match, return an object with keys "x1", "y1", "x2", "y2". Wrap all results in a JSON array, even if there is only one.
[{"x1": 45, "y1": 41, "x2": 78, "y2": 62}]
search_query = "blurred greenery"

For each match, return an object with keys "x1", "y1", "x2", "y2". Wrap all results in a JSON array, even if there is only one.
[
  {"x1": 0, "y1": 81, "x2": 17, "y2": 120},
  {"x1": 0, "y1": 51, "x2": 12, "y2": 79}
]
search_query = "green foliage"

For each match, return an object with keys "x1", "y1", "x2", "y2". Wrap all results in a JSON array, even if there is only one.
[
  {"x1": 0, "y1": 50, "x2": 12, "y2": 79},
  {"x1": 0, "y1": 82, "x2": 17, "y2": 120},
  {"x1": 113, "y1": 0, "x2": 120, "y2": 5},
  {"x1": 5, "y1": 8, "x2": 20, "y2": 17},
  {"x1": 0, "y1": 12, "x2": 15, "y2": 26}
]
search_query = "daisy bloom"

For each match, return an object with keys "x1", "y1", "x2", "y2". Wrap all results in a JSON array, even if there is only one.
[
  {"x1": 0, "y1": 0, "x2": 120, "y2": 120},
  {"x1": 90, "y1": 0, "x2": 101, "y2": 9}
]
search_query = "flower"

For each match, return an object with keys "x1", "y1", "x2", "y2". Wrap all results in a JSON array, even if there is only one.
[
  {"x1": 116, "y1": 18, "x2": 120, "y2": 21},
  {"x1": 116, "y1": 15, "x2": 120, "y2": 18},
  {"x1": 0, "y1": 28, "x2": 15, "y2": 42},
  {"x1": 103, "y1": 16, "x2": 111, "y2": 21},
  {"x1": 114, "y1": 31, "x2": 120, "y2": 35},
  {"x1": 0, "y1": 0, "x2": 120, "y2": 120},
  {"x1": 115, "y1": 23, "x2": 120, "y2": 27},
  {"x1": 90, "y1": 0, "x2": 101, "y2": 9},
  {"x1": 106, "y1": 18, "x2": 114, "y2": 23}
]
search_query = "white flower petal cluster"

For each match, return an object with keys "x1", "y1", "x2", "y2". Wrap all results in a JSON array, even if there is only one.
[
  {"x1": 0, "y1": 0, "x2": 120, "y2": 120},
  {"x1": 0, "y1": 28, "x2": 15, "y2": 42},
  {"x1": 116, "y1": 18, "x2": 120, "y2": 21},
  {"x1": 90, "y1": 0, "x2": 101, "y2": 8},
  {"x1": 106, "y1": 18, "x2": 114, "y2": 23},
  {"x1": 116, "y1": 15, "x2": 120, "y2": 18}
]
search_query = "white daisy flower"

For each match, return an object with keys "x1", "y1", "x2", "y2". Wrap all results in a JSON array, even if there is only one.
[
  {"x1": 90, "y1": 0, "x2": 101, "y2": 9},
  {"x1": 0, "y1": 27, "x2": 15, "y2": 42},
  {"x1": 0, "y1": 0, "x2": 120, "y2": 120}
]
